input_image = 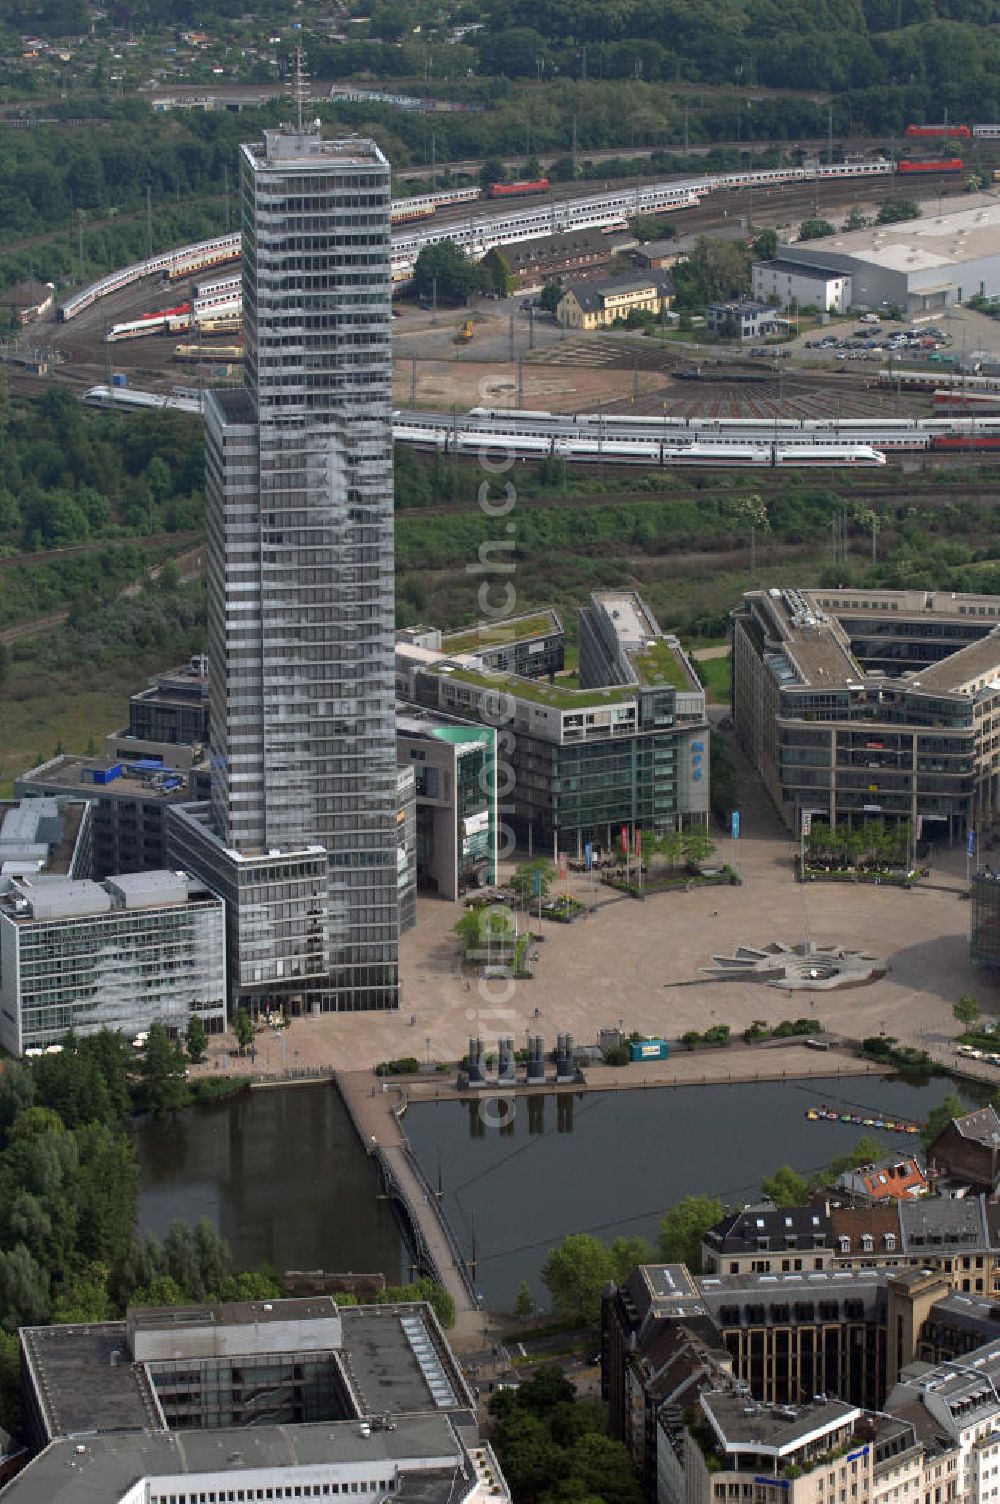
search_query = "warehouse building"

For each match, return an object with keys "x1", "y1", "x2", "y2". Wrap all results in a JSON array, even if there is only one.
[
  {"x1": 751, "y1": 196, "x2": 1000, "y2": 314},
  {"x1": 751, "y1": 256, "x2": 851, "y2": 313},
  {"x1": 732, "y1": 586, "x2": 1000, "y2": 839}
]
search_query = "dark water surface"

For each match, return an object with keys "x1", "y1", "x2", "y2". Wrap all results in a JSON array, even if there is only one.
[
  {"x1": 135, "y1": 1083, "x2": 404, "y2": 1283},
  {"x1": 135, "y1": 1074, "x2": 979, "y2": 1314},
  {"x1": 404, "y1": 1073, "x2": 980, "y2": 1311}
]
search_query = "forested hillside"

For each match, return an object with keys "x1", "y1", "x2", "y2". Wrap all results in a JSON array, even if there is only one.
[{"x1": 479, "y1": 0, "x2": 1000, "y2": 108}]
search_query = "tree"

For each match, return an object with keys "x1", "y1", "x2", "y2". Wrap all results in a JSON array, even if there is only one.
[
  {"x1": 540, "y1": 282, "x2": 563, "y2": 314},
  {"x1": 480, "y1": 247, "x2": 515, "y2": 297},
  {"x1": 672, "y1": 235, "x2": 752, "y2": 309},
  {"x1": 454, "y1": 907, "x2": 516, "y2": 960},
  {"x1": 681, "y1": 827, "x2": 715, "y2": 870},
  {"x1": 139, "y1": 1022, "x2": 189, "y2": 1118},
  {"x1": 186, "y1": 1015, "x2": 208, "y2": 1064},
  {"x1": 878, "y1": 198, "x2": 921, "y2": 225},
  {"x1": 798, "y1": 218, "x2": 836, "y2": 240},
  {"x1": 510, "y1": 858, "x2": 556, "y2": 906},
  {"x1": 234, "y1": 1007, "x2": 254, "y2": 1056},
  {"x1": 412, "y1": 239, "x2": 481, "y2": 305},
  {"x1": 541, "y1": 1233, "x2": 614, "y2": 1325},
  {"x1": 658, "y1": 1194, "x2": 723, "y2": 1271},
  {"x1": 953, "y1": 994, "x2": 981, "y2": 1031},
  {"x1": 751, "y1": 227, "x2": 778, "y2": 261},
  {"x1": 514, "y1": 1279, "x2": 535, "y2": 1318},
  {"x1": 824, "y1": 1134, "x2": 882, "y2": 1178},
  {"x1": 760, "y1": 1165, "x2": 811, "y2": 1207},
  {"x1": 609, "y1": 1236, "x2": 654, "y2": 1283},
  {"x1": 479, "y1": 155, "x2": 506, "y2": 189},
  {"x1": 0, "y1": 1244, "x2": 51, "y2": 1330},
  {"x1": 922, "y1": 1091, "x2": 965, "y2": 1151},
  {"x1": 557, "y1": 1433, "x2": 644, "y2": 1504}
]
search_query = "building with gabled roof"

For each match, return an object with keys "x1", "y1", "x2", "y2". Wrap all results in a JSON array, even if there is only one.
[
  {"x1": 701, "y1": 1203, "x2": 834, "y2": 1277},
  {"x1": 556, "y1": 273, "x2": 674, "y2": 330},
  {"x1": 835, "y1": 1154, "x2": 928, "y2": 1204},
  {"x1": 927, "y1": 1107, "x2": 1000, "y2": 1191}
]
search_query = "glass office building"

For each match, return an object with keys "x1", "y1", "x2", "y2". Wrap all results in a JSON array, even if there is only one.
[
  {"x1": 0, "y1": 871, "x2": 225, "y2": 1055},
  {"x1": 174, "y1": 125, "x2": 399, "y2": 1014}
]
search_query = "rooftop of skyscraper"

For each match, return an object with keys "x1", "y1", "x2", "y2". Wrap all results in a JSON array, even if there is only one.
[{"x1": 250, "y1": 127, "x2": 387, "y2": 168}]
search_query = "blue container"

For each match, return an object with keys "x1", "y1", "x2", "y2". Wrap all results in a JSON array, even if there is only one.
[
  {"x1": 630, "y1": 1038, "x2": 669, "y2": 1062},
  {"x1": 112, "y1": 373, "x2": 128, "y2": 388}
]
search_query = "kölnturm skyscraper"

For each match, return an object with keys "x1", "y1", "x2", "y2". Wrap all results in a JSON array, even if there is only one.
[{"x1": 169, "y1": 122, "x2": 400, "y2": 1014}]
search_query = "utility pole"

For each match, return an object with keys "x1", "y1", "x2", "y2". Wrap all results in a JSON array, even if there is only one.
[
  {"x1": 410, "y1": 356, "x2": 417, "y2": 406},
  {"x1": 224, "y1": 163, "x2": 230, "y2": 233},
  {"x1": 872, "y1": 514, "x2": 877, "y2": 565},
  {"x1": 528, "y1": 303, "x2": 535, "y2": 349},
  {"x1": 145, "y1": 184, "x2": 152, "y2": 262},
  {"x1": 683, "y1": 104, "x2": 689, "y2": 154},
  {"x1": 508, "y1": 311, "x2": 515, "y2": 363},
  {"x1": 572, "y1": 113, "x2": 578, "y2": 179},
  {"x1": 828, "y1": 104, "x2": 834, "y2": 166},
  {"x1": 431, "y1": 276, "x2": 438, "y2": 325},
  {"x1": 517, "y1": 355, "x2": 524, "y2": 408}
]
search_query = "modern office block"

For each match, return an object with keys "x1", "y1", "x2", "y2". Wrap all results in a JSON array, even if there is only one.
[
  {"x1": 971, "y1": 870, "x2": 1000, "y2": 966},
  {"x1": 396, "y1": 764, "x2": 417, "y2": 934},
  {"x1": 396, "y1": 711, "x2": 497, "y2": 900},
  {"x1": 170, "y1": 123, "x2": 399, "y2": 1014},
  {"x1": 397, "y1": 590, "x2": 709, "y2": 855},
  {"x1": 16, "y1": 755, "x2": 203, "y2": 879},
  {"x1": 0, "y1": 796, "x2": 91, "y2": 882},
  {"x1": 733, "y1": 586, "x2": 1000, "y2": 837},
  {"x1": 0, "y1": 870, "x2": 225, "y2": 1055},
  {"x1": 11, "y1": 1296, "x2": 509, "y2": 1504}
]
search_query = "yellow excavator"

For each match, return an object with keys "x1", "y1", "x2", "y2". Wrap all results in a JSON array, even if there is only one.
[{"x1": 454, "y1": 318, "x2": 474, "y2": 344}]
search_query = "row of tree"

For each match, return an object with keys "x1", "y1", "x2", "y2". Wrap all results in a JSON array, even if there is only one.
[{"x1": 533, "y1": 1118, "x2": 965, "y2": 1325}]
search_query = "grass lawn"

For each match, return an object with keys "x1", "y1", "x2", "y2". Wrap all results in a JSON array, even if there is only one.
[
  {"x1": 696, "y1": 653, "x2": 732, "y2": 705},
  {"x1": 0, "y1": 664, "x2": 149, "y2": 796}
]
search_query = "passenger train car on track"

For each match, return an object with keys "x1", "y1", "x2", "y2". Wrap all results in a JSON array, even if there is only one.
[
  {"x1": 60, "y1": 156, "x2": 900, "y2": 321},
  {"x1": 82, "y1": 385, "x2": 1000, "y2": 462}
]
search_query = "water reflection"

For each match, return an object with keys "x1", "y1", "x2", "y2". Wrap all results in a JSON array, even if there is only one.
[
  {"x1": 135, "y1": 1084, "x2": 403, "y2": 1283},
  {"x1": 406, "y1": 1075, "x2": 980, "y2": 1312}
]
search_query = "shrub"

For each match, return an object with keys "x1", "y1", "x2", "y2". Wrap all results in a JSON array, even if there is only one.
[{"x1": 374, "y1": 1057, "x2": 421, "y2": 1077}]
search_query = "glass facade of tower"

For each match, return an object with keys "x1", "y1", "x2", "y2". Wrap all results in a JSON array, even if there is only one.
[{"x1": 199, "y1": 127, "x2": 398, "y2": 1012}]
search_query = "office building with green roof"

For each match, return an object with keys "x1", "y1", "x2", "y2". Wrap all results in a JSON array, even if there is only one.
[{"x1": 396, "y1": 591, "x2": 709, "y2": 858}]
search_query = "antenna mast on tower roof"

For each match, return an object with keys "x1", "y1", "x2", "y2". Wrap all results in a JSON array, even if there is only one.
[{"x1": 290, "y1": 41, "x2": 308, "y2": 132}]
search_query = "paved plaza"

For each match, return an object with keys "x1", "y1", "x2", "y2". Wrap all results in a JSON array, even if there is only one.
[{"x1": 203, "y1": 744, "x2": 995, "y2": 1086}]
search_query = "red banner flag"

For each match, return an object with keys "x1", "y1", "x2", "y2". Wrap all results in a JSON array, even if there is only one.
[
  {"x1": 621, "y1": 825, "x2": 629, "y2": 853},
  {"x1": 635, "y1": 829, "x2": 642, "y2": 856}
]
